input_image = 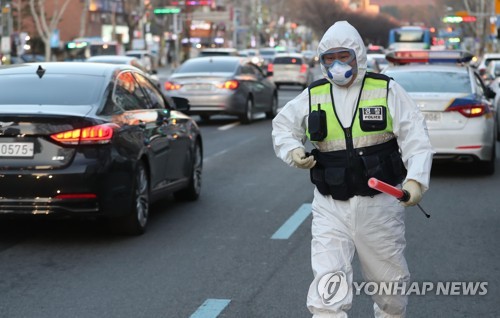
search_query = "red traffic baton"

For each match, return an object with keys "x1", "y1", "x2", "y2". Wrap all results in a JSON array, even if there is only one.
[
  {"x1": 368, "y1": 178, "x2": 409, "y2": 201},
  {"x1": 368, "y1": 177, "x2": 430, "y2": 218}
]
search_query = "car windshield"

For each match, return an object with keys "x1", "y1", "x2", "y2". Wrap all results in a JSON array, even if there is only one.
[
  {"x1": 0, "y1": 74, "x2": 105, "y2": 105},
  {"x1": 259, "y1": 49, "x2": 276, "y2": 56},
  {"x1": 176, "y1": 59, "x2": 238, "y2": 73},
  {"x1": 385, "y1": 70, "x2": 472, "y2": 93}
]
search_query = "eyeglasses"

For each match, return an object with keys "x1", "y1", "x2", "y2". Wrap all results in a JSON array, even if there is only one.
[{"x1": 320, "y1": 48, "x2": 356, "y2": 67}]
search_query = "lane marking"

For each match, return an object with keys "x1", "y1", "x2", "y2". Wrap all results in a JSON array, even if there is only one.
[
  {"x1": 190, "y1": 299, "x2": 231, "y2": 318},
  {"x1": 203, "y1": 137, "x2": 256, "y2": 162},
  {"x1": 218, "y1": 122, "x2": 240, "y2": 131},
  {"x1": 271, "y1": 203, "x2": 312, "y2": 240}
]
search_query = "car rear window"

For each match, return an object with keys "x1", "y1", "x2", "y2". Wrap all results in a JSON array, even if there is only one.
[
  {"x1": 273, "y1": 57, "x2": 302, "y2": 65},
  {"x1": 0, "y1": 74, "x2": 105, "y2": 105},
  {"x1": 199, "y1": 50, "x2": 237, "y2": 57},
  {"x1": 384, "y1": 70, "x2": 472, "y2": 93},
  {"x1": 176, "y1": 59, "x2": 238, "y2": 73},
  {"x1": 259, "y1": 49, "x2": 276, "y2": 56}
]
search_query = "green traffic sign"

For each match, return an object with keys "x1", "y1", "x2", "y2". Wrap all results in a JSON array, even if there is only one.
[{"x1": 154, "y1": 7, "x2": 181, "y2": 14}]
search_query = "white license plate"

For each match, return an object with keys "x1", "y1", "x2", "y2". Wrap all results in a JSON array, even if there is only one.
[
  {"x1": 0, "y1": 142, "x2": 35, "y2": 157},
  {"x1": 185, "y1": 84, "x2": 212, "y2": 91},
  {"x1": 423, "y1": 112, "x2": 441, "y2": 122}
]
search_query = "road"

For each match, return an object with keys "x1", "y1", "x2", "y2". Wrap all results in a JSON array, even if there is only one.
[{"x1": 0, "y1": 72, "x2": 499, "y2": 318}]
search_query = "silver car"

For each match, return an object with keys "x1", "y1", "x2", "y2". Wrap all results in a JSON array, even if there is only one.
[
  {"x1": 164, "y1": 56, "x2": 278, "y2": 124},
  {"x1": 383, "y1": 50, "x2": 496, "y2": 174},
  {"x1": 271, "y1": 53, "x2": 312, "y2": 89}
]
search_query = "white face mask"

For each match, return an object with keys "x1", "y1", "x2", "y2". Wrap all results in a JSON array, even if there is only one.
[{"x1": 327, "y1": 61, "x2": 354, "y2": 86}]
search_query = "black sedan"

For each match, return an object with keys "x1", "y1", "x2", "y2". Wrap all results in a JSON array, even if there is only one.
[{"x1": 0, "y1": 62, "x2": 203, "y2": 235}]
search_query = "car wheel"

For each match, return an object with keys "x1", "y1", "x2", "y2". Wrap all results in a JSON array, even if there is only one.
[
  {"x1": 265, "y1": 93, "x2": 278, "y2": 119},
  {"x1": 200, "y1": 114, "x2": 211, "y2": 122},
  {"x1": 174, "y1": 141, "x2": 202, "y2": 201},
  {"x1": 240, "y1": 97, "x2": 253, "y2": 124},
  {"x1": 113, "y1": 161, "x2": 149, "y2": 235}
]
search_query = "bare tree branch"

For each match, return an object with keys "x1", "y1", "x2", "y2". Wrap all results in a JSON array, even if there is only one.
[{"x1": 29, "y1": 0, "x2": 73, "y2": 61}]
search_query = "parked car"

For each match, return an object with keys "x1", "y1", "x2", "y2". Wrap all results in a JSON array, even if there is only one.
[
  {"x1": 0, "y1": 62, "x2": 203, "y2": 234},
  {"x1": 383, "y1": 50, "x2": 496, "y2": 174},
  {"x1": 270, "y1": 53, "x2": 312, "y2": 89},
  {"x1": 125, "y1": 49, "x2": 158, "y2": 73},
  {"x1": 163, "y1": 56, "x2": 278, "y2": 123}
]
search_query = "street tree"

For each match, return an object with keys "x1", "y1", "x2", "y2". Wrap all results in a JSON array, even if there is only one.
[
  {"x1": 29, "y1": 0, "x2": 72, "y2": 61},
  {"x1": 79, "y1": 0, "x2": 90, "y2": 38},
  {"x1": 287, "y1": 0, "x2": 399, "y2": 47},
  {"x1": 122, "y1": 0, "x2": 151, "y2": 50}
]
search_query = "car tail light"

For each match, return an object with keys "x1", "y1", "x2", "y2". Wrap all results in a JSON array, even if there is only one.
[
  {"x1": 267, "y1": 63, "x2": 274, "y2": 73},
  {"x1": 164, "y1": 81, "x2": 181, "y2": 90},
  {"x1": 300, "y1": 64, "x2": 307, "y2": 73},
  {"x1": 217, "y1": 80, "x2": 239, "y2": 90},
  {"x1": 50, "y1": 124, "x2": 117, "y2": 145},
  {"x1": 446, "y1": 104, "x2": 488, "y2": 118}
]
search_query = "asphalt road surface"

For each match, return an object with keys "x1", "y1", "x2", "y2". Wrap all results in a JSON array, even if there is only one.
[{"x1": 1, "y1": 70, "x2": 499, "y2": 318}]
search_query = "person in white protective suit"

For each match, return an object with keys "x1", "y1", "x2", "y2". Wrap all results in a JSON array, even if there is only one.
[{"x1": 271, "y1": 21, "x2": 434, "y2": 317}]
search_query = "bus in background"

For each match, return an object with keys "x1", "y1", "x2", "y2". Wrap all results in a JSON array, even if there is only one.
[
  {"x1": 388, "y1": 26, "x2": 431, "y2": 51},
  {"x1": 64, "y1": 37, "x2": 121, "y2": 61}
]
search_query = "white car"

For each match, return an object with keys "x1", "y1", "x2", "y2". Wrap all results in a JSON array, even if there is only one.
[
  {"x1": 383, "y1": 50, "x2": 496, "y2": 174},
  {"x1": 270, "y1": 53, "x2": 312, "y2": 89}
]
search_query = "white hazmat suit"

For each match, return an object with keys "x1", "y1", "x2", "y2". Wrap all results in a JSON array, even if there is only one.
[{"x1": 272, "y1": 21, "x2": 434, "y2": 317}]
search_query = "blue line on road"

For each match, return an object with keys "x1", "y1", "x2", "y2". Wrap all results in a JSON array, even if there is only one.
[
  {"x1": 271, "y1": 203, "x2": 312, "y2": 240},
  {"x1": 190, "y1": 299, "x2": 231, "y2": 318}
]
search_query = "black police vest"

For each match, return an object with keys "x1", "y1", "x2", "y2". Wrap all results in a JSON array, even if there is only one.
[{"x1": 308, "y1": 73, "x2": 407, "y2": 200}]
